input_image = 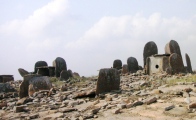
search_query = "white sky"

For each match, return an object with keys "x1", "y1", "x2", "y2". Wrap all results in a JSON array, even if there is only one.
[{"x1": 0, "y1": 0, "x2": 196, "y2": 80}]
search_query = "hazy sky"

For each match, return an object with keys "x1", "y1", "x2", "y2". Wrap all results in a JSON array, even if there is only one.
[{"x1": 0, "y1": 0, "x2": 196, "y2": 80}]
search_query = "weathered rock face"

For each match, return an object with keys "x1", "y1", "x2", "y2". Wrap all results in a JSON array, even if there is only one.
[
  {"x1": 113, "y1": 59, "x2": 122, "y2": 70},
  {"x1": 53, "y1": 57, "x2": 67, "y2": 77},
  {"x1": 34, "y1": 61, "x2": 48, "y2": 74},
  {"x1": 127, "y1": 57, "x2": 139, "y2": 73},
  {"x1": 169, "y1": 53, "x2": 184, "y2": 74},
  {"x1": 165, "y1": 40, "x2": 182, "y2": 57},
  {"x1": 122, "y1": 64, "x2": 129, "y2": 74},
  {"x1": 60, "y1": 70, "x2": 69, "y2": 80},
  {"x1": 29, "y1": 76, "x2": 52, "y2": 92},
  {"x1": 143, "y1": 41, "x2": 158, "y2": 67},
  {"x1": 96, "y1": 68, "x2": 120, "y2": 95},
  {"x1": 185, "y1": 53, "x2": 193, "y2": 73},
  {"x1": 0, "y1": 83, "x2": 16, "y2": 92},
  {"x1": 18, "y1": 68, "x2": 29, "y2": 77}
]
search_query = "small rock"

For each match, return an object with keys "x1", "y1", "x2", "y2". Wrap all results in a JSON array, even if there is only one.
[
  {"x1": 13, "y1": 106, "x2": 25, "y2": 113},
  {"x1": 29, "y1": 113, "x2": 39, "y2": 119},
  {"x1": 91, "y1": 107, "x2": 101, "y2": 114},
  {"x1": 144, "y1": 97, "x2": 157, "y2": 105},
  {"x1": 188, "y1": 102, "x2": 196, "y2": 109},
  {"x1": 59, "y1": 107, "x2": 77, "y2": 113},
  {"x1": 0, "y1": 102, "x2": 7, "y2": 109},
  {"x1": 131, "y1": 101, "x2": 143, "y2": 107},
  {"x1": 189, "y1": 92, "x2": 196, "y2": 97},
  {"x1": 184, "y1": 97, "x2": 191, "y2": 104},
  {"x1": 165, "y1": 105, "x2": 175, "y2": 111},
  {"x1": 61, "y1": 84, "x2": 68, "y2": 91},
  {"x1": 184, "y1": 88, "x2": 193, "y2": 93},
  {"x1": 112, "y1": 108, "x2": 121, "y2": 114},
  {"x1": 117, "y1": 104, "x2": 126, "y2": 109},
  {"x1": 151, "y1": 89, "x2": 163, "y2": 94},
  {"x1": 183, "y1": 92, "x2": 190, "y2": 98}
]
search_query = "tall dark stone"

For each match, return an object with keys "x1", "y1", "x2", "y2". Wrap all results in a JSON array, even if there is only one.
[
  {"x1": 34, "y1": 61, "x2": 48, "y2": 74},
  {"x1": 185, "y1": 53, "x2": 193, "y2": 73},
  {"x1": 127, "y1": 57, "x2": 139, "y2": 73},
  {"x1": 169, "y1": 53, "x2": 184, "y2": 74},
  {"x1": 67, "y1": 69, "x2": 73, "y2": 78},
  {"x1": 96, "y1": 68, "x2": 120, "y2": 95},
  {"x1": 60, "y1": 70, "x2": 69, "y2": 80},
  {"x1": 113, "y1": 59, "x2": 122, "y2": 70},
  {"x1": 53, "y1": 57, "x2": 67, "y2": 77},
  {"x1": 143, "y1": 41, "x2": 158, "y2": 67},
  {"x1": 165, "y1": 40, "x2": 182, "y2": 57}
]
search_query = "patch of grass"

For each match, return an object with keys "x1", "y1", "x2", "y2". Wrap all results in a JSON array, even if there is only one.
[
  {"x1": 166, "y1": 75, "x2": 196, "y2": 86},
  {"x1": 50, "y1": 77, "x2": 64, "y2": 87}
]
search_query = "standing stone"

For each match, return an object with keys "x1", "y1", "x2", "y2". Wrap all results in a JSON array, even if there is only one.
[
  {"x1": 143, "y1": 41, "x2": 158, "y2": 67},
  {"x1": 127, "y1": 57, "x2": 139, "y2": 73},
  {"x1": 122, "y1": 64, "x2": 129, "y2": 74},
  {"x1": 113, "y1": 59, "x2": 122, "y2": 70},
  {"x1": 53, "y1": 57, "x2": 67, "y2": 77},
  {"x1": 96, "y1": 68, "x2": 120, "y2": 95},
  {"x1": 185, "y1": 53, "x2": 193, "y2": 73},
  {"x1": 165, "y1": 40, "x2": 182, "y2": 57},
  {"x1": 169, "y1": 53, "x2": 184, "y2": 74},
  {"x1": 18, "y1": 68, "x2": 29, "y2": 77},
  {"x1": 67, "y1": 69, "x2": 73, "y2": 78},
  {"x1": 48, "y1": 67, "x2": 55, "y2": 77},
  {"x1": 34, "y1": 61, "x2": 48, "y2": 74},
  {"x1": 60, "y1": 70, "x2": 69, "y2": 80}
]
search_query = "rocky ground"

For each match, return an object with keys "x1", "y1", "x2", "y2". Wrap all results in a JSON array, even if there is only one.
[{"x1": 1, "y1": 71, "x2": 196, "y2": 120}]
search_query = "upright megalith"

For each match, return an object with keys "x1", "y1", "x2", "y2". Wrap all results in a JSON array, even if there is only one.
[
  {"x1": 127, "y1": 57, "x2": 139, "y2": 73},
  {"x1": 60, "y1": 70, "x2": 69, "y2": 80},
  {"x1": 96, "y1": 68, "x2": 120, "y2": 95},
  {"x1": 169, "y1": 53, "x2": 184, "y2": 74},
  {"x1": 185, "y1": 53, "x2": 193, "y2": 73},
  {"x1": 165, "y1": 40, "x2": 182, "y2": 57},
  {"x1": 34, "y1": 61, "x2": 48, "y2": 74},
  {"x1": 143, "y1": 41, "x2": 158, "y2": 67},
  {"x1": 53, "y1": 57, "x2": 67, "y2": 77},
  {"x1": 113, "y1": 59, "x2": 122, "y2": 70}
]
